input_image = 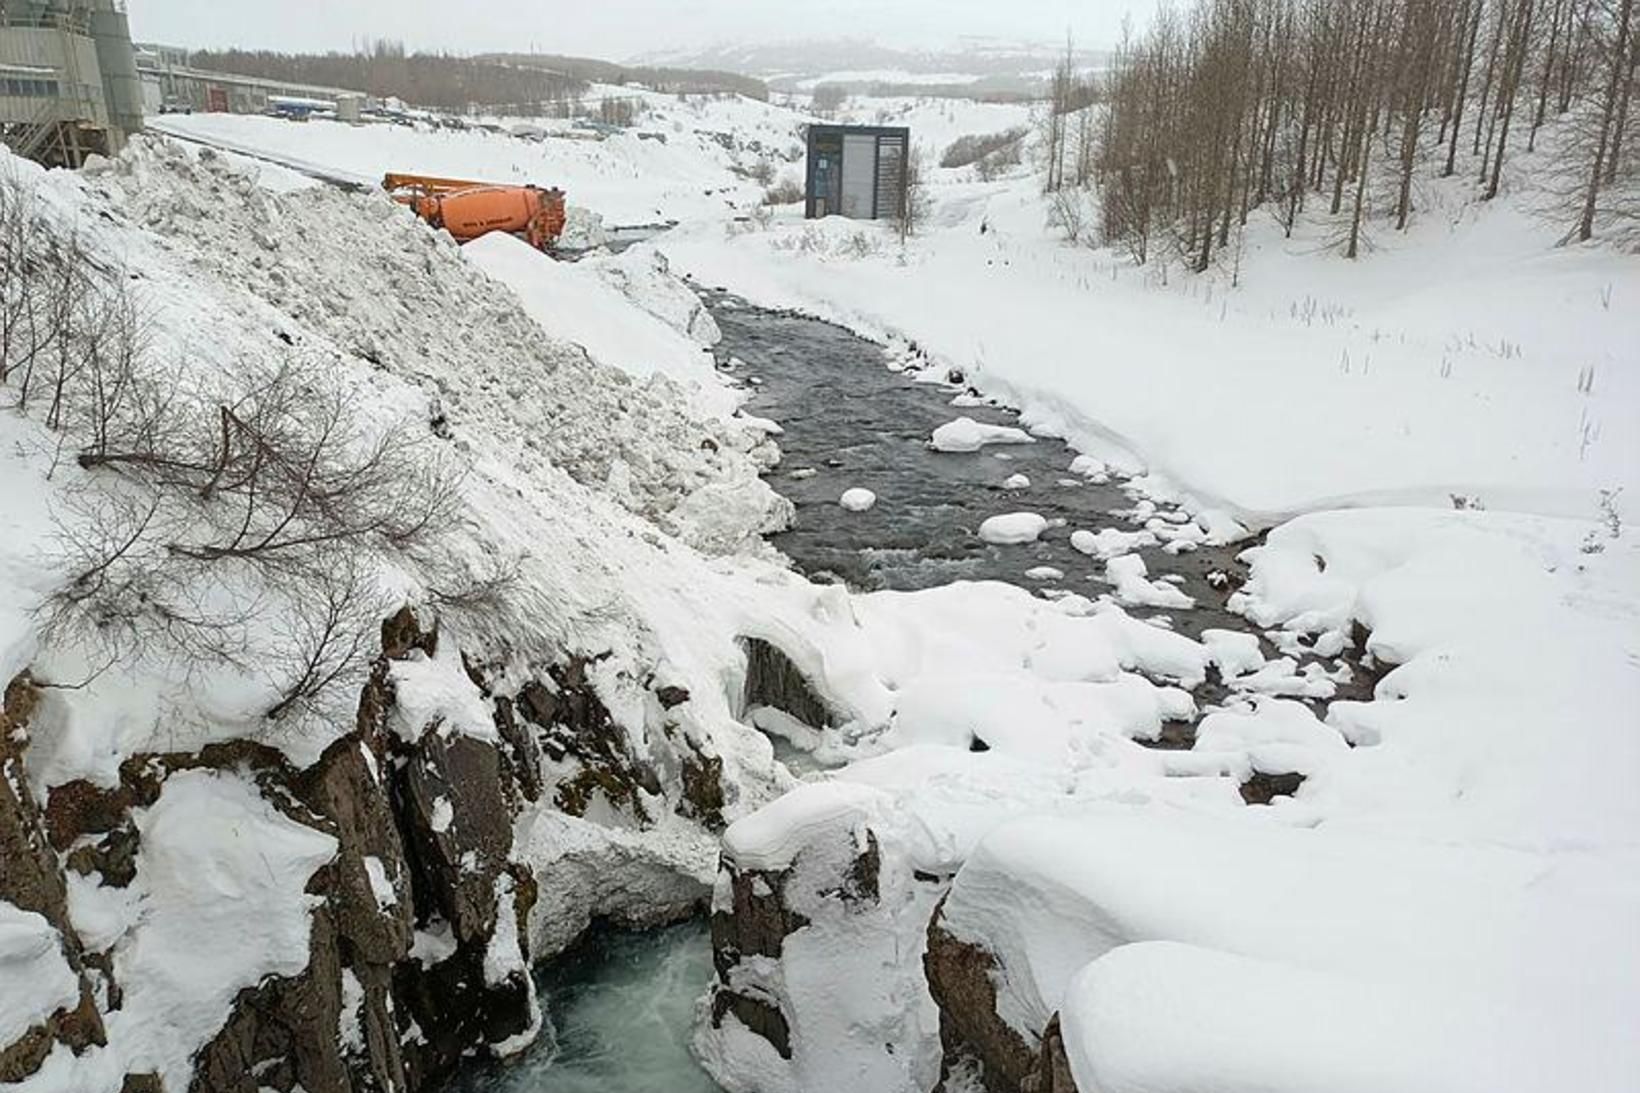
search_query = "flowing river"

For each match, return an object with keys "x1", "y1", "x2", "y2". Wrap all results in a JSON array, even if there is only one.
[{"x1": 447, "y1": 289, "x2": 1369, "y2": 1091}]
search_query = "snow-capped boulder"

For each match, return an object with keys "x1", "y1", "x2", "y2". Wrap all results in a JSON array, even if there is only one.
[{"x1": 931, "y1": 417, "x2": 1036, "y2": 453}]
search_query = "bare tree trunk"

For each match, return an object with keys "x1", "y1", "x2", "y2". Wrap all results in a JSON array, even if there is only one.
[
  {"x1": 1580, "y1": 0, "x2": 1634, "y2": 239},
  {"x1": 1486, "y1": 0, "x2": 1535, "y2": 199},
  {"x1": 1474, "y1": 0, "x2": 1509, "y2": 154},
  {"x1": 1560, "y1": 0, "x2": 1594, "y2": 113},
  {"x1": 1531, "y1": 0, "x2": 1569, "y2": 148},
  {"x1": 1348, "y1": 116, "x2": 1375, "y2": 257},
  {"x1": 1605, "y1": 41, "x2": 1638, "y2": 182},
  {"x1": 1447, "y1": 0, "x2": 1485, "y2": 173}
]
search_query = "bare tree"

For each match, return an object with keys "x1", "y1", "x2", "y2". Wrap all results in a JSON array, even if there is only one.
[
  {"x1": 1579, "y1": 0, "x2": 1636, "y2": 239},
  {"x1": 1090, "y1": 0, "x2": 1638, "y2": 264},
  {"x1": 897, "y1": 150, "x2": 931, "y2": 243},
  {"x1": 811, "y1": 84, "x2": 847, "y2": 117}
]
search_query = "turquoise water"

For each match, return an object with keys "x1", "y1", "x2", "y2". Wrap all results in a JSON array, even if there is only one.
[{"x1": 448, "y1": 920, "x2": 724, "y2": 1093}]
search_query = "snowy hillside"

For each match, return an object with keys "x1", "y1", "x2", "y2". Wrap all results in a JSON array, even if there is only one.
[
  {"x1": 153, "y1": 86, "x2": 811, "y2": 225},
  {"x1": 667, "y1": 124, "x2": 1639, "y2": 523},
  {"x1": 162, "y1": 92, "x2": 1636, "y2": 523},
  {"x1": 1, "y1": 47, "x2": 1636, "y2": 1093}
]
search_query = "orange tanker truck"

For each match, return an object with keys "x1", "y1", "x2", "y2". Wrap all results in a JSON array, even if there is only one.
[{"x1": 384, "y1": 173, "x2": 568, "y2": 251}]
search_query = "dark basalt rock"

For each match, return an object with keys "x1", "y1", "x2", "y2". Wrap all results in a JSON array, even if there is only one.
[
  {"x1": 656, "y1": 685, "x2": 692, "y2": 709},
  {"x1": 710, "y1": 989, "x2": 792, "y2": 1059},
  {"x1": 678, "y1": 748, "x2": 727, "y2": 831},
  {"x1": 709, "y1": 864, "x2": 808, "y2": 976},
  {"x1": 9, "y1": 593, "x2": 711, "y2": 1093},
  {"x1": 183, "y1": 610, "x2": 539, "y2": 1093},
  {"x1": 742, "y1": 637, "x2": 831, "y2": 729},
  {"x1": 188, "y1": 877, "x2": 351, "y2": 1093},
  {"x1": 519, "y1": 657, "x2": 661, "y2": 825},
  {"x1": 397, "y1": 729, "x2": 512, "y2": 943},
  {"x1": 833, "y1": 828, "x2": 881, "y2": 907},
  {"x1": 924, "y1": 899, "x2": 1037, "y2": 1093},
  {"x1": 1239, "y1": 769, "x2": 1306, "y2": 805},
  {"x1": 490, "y1": 694, "x2": 544, "y2": 803},
  {"x1": 43, "y1": 777, "x2": 133, "y2": 852},
  {"x1": 0, "y1": 674, "x2": 108, "y2": 1082},
  {"x1": 64, "y1": 824, "x2": 140, "y2": 888},
  {"x1": 706, "y1": 824, "x2": 886, "y2": 1063},
  {"x1": 1020, "y1": 1015, "x2": 1079, "y2": 1093}
]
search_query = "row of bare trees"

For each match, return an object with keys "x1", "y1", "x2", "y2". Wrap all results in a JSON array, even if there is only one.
[
  {"x1": 1073, "y1": 0, "x2": 1637, "y2": 267},
  {"x1": 0, "y1": 175, "x2": 466, "y2": 724},
  {"x1": 189, "y1": 41, "x2": 588, "y2": 115}
]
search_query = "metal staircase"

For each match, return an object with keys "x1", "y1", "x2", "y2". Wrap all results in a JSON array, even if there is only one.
[{"x1": 0, "y1": 5, "x2": 110, "y2": 168}]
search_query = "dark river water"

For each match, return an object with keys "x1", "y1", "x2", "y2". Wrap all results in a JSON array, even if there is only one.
[
  {"x1": 709, "y1": 290, "x2": 1257, "y2": 643},
  {"x1": 450, "y1": 290, "x2": 1370, "y2": 1092}
]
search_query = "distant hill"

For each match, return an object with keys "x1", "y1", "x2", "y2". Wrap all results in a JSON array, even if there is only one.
[{"x1": 637, "y1": 37, "x2": 1109, "y2": 98}]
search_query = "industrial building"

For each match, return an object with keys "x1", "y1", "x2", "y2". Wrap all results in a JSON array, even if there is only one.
[
  {"x1": 133, "y1": 45, "x2": 368, "y2": 119},
  {"x1": 0, "y1": 0, "x2": 142, "y2": 167},
  {"x1": 805, "y1": 124, "x2": 910, "y2": 221}
]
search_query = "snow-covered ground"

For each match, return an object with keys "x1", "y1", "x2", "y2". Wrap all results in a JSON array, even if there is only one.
[
  {"x1": 4, "y1": 78, "x2": 1637, "y2": 1093},
  {"x1": 152, "y1": 84, "x2": 809, "y2": 225},
  {"x1": 667, "y1": 159, "x2": 1639, "y2": 524}
]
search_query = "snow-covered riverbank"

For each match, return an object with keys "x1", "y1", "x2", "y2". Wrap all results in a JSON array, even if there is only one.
[{"x1": 2, "y1": 83, "x2": 1635, "y2": 1093}]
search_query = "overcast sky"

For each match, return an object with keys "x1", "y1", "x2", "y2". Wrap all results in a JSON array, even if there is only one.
[{"x1": 128, "y1": 1, "x2": 1141, "y2": 60}]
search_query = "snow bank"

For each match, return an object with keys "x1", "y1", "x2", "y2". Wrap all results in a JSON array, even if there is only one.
[
  {"x1": 943, "y1": 812, "x2": 1640, "y2": 1072},
  {"x1": 465, "y1": 234, "x2": 738, "y2": 418},
  {"x1": 0, "y1": 905, "x2": 79, "y2": 1049},
  {"x1": 709, "y1": 504, "x2": 1637, "y2": 1091},
  {"x1": 387, "y1": 637, "x2": 500, "y2": 744},
  {"x1": 1230, "y1": 508, "x2": 1640, "y2": 844},
  {"x1": 1060, "y1": 940, "x2": 1629, "y2": 1093},
  {"x1": 722, "y1": 781, "x2": 890, "y2": 872}
]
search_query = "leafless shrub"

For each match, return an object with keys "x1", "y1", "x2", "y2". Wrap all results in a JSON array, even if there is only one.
[
  {"x1": 265, "y1": 558, "x2": 387, "y2": 721},
  {"x1": 940, "y1": 128, "x2": 1029, "y2": 170},
  {"x1": 40, "y1": 357, "x2": 461, "y2": 719},
  {"x1": 0, "y1": 174, "x2": 49, "y2": 385},
  {"x1": 428, "y1": 554, "x2": 524, "y2": 616},
  {"x1": 762, "y1": 178, "x2": 804, "y2": 205},
  {"x1": 974, "y1": 141, "x2": 1023, "y2": 182},
  {"x1": 2, "y1": 174, "x2": 463, "y2": 724},
  {"x1": 811, "y1": 84, "x2": 847, "y2": 116},
  {"x1": 597, "y1": 96, "x2": 640, "y2": 128},
  {"x1": 76, "y1": 358, "x2": 462, "y2": 566},
  {"x1": 897, "y1": 150, "x2": 931, "y2": 243},
  {"x1": 1049, "y1": 187, "x2": 1093, "y2": 244}
]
